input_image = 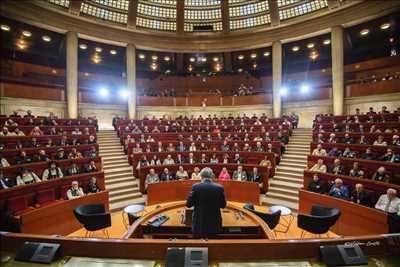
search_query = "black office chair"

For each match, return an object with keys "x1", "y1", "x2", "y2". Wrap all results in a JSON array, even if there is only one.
[
  {"x1": 243, "y1": 203, "x2": 281, "y2": 230},
  {"x1": 297, "y1": 205, "x2": 341, "y2": 238},
  {"x1": 73, "y1": 203, "x2": 111, "y2": 238}
]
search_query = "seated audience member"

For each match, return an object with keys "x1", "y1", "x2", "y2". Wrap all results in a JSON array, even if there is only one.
[
  {"x1": 16, "y1": 151, "x2": 33, "y2": 164},
  {"x1": 254, "y1": 142, "x2": 264, "y2": 152},
  {"x1": 191, "y1": 167, "x2": 201, "y2": 180},
  {"x1": 375, "y1": 188, "x2": 400, "y2": 233},
  {"x1": 24, "y1": 110, "x2": 34, "y2": 118},
  {"x1": 84, "y1": 160, "x2": 98, "y2": 173},
  {"x1": 67, "y1": 181, "x2": 85, "y2": 200},
  {"x1": 372, "y1": 166, "x2": 390, "y2": 183},
  {"x1": 199, "y1": 143, "x2": 208, "y2": 151},
  {"x1": 166, "y1": 143, "x2": 175, "y2": 152},
  {"x1": 68, "y1": 148, "x2": 83, "y2": 159},
  {"x1": 55, "y1": 148, "x2": 67, "y2": 160},
  {"x1": 307, "y1": 174, "x2": 326, "y2": 194},
  {"x1": 42, "y1": 161, "x2": 63, "y2": 180},
  {"x1": 312, "y1": 144, "x2": 327, "y2": 156},
  {"x1": 232, "y1": 165, "x2": 247, "y2": 181},
  {"x1": 58, "y1": 136, "x2": 70, "y2": 146},
  {"x1": 72, "y1": 128, "x2": 82, "y2": 135},
  {"x1": 343, "y1": 133, "x2": 354, "y2": 144},
  {"x1": 150, "y1": 155, "x2": 161, "y2": 166},
  {"x1": 199, "y1": 153, "x2": 208, "y2": 164},
  {"x1": 310, "y1": 159, "x2": 327, "y2": 173},
  {"x1": 45, "y1": 138, "x2": 54, "y2": 147},
  {"x1": 359, "y1": 135, "x2": 369, "y2": 145},
  {"x1": 328, "y1": 133, "x2": 337, "y2": 143},
  {"x1": 36, "y1": 150, "x2": 50, "y2": 162},
  {"x1": 342, "y1": 147, "x2": 356, "y2": 158},
  {"x1": 65, "y1": 162, "x2": 81, "y2": 176},
  {"x1": 220, "y1": 141, "x2": 230, "y2": 152},
  {"x1": 88, "y1": 135, "x2": 97, "y2": 144},
  {"x1": 188, "y1": 143, "x2": 197, "y2": 152},
  {"x1": 27, "y1": 137, "x2": 40, "y2": 148},
  {"x1": 13, "y1": 128, "x2": 25, "y2": 136},
  {"x1": 373, "y1": 135, "x2": 387, "y2": 146},
  {"x1": 210, "y1": 154, "x2": 219, "y2": 164},
  {"x1": 85, "y1": 146, "x2": 98, "y2": 158},
  {"x1": 146, "y1": 168, "x2": 159, "y2": 187},
  {"x1": 176, "y1": 141, "x2": 186, "y2": 152},
  {"x1": 243, "y1": 143, "x2": 251, "y2": 152},
  {"x1": 392, "y1": 135, "x2": 400, "y2": 146},
  {"x1": 132, "y1": 143, "x2": 143, "y2": 153},
  {"x1": 70, "y1": 138, "x2": 81, "y2": 146},
  {"x1": 329, "y1": 178, "x2": 349, "y2": 199},
  {"x1": 248, "y1": 167, "x2": 261, "y2": 183},
  {"x1": 176, "y1": 166, "x2": 189, "y2": 180},
  {"x1": 231, "y1": 143, "x2": 240, "y2": 152},
  {"x1": 137, "y1": 155, "x2": 149, "y2": 168},
  {"x1": 163, "y1": 154, "x2": 175, "y2": 165},
  {"x1": 16, "y1": 168, "x2": 41, "y2": 185},
  {"x1": 187, "y1": 153, "x2": 197, "y2": 164},
  {"x1": 328, "y1": 147, "x2": 342, "y2": 157},
  {"x1": 349, "y1": 162, "x2": 364, "y2": 178},
  {"x1": 316, "y1": 133, "x2": 326, "y2": 144},
  {"x1": 87, "y1": 176, "x2": 101, "y2": 194},
  {"x1": 1, "y1": 157, "x2": 10, "y2": 168},
  {"x1": 351, "y1": 183, "x2": 372, "y2": 207},
  {"x1": 48, "y1": 127, "x2": 58, "y2": 136},
  {"x1": 160, "y1": 168, "x2": 174, "y2": 181},
  {"x1": 232, "y1": 153, "x2": 244, "y2": 164},
  {"x1": 0, "y1": 170, "x2": 15, "y2": 189},
  {"x1": 222, "y1": 153, "x2": 229, "y2": 164},
  {"x1": 259, "y1": 156, "x2": 272, "y2": 168},
  {"x1": 0, "y1": 127, "x2": 12, "y2": 136},
  {"x1": 14, "y1": 141, "x2": 23, "y2": 150},
  {"x1": 176, "y1": 154, "x2": 185, "y2": 164},
  {"x1": 329, "y1": 159, "x2": 345, "y2": 175},
  {"x1": 361, "y1": 147, "x2": 375, "y2": 160},
  {"x1": 29, "y1": 126, "x2": 44, "y2": 136},
  {"x1": 218, "y1": 167, "x2": 231, "y2": 181},
  {"x1": 379, "y1": 148, "x2": 400, "y2": 163}
]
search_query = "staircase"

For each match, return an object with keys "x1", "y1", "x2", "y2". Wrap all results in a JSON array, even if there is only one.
[
  {"x1": 97, "y1": 130, "x2": 143, "y2": 212},
  {"x1": 262, "y1": 128, "x2": 312, "y2": 213}
]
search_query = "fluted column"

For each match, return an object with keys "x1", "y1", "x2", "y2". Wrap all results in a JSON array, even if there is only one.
[
  {"x1": 331, "y1": 25, "x2": 344, "y2": 115},
  {"x1": 272, "y1": 40, "x2": 282, "y2": 118},
  {"x1": 66, "y1": 31, "x2": 78, "y2": 119},
  {"x1": 126, "y1": 43, "x2": 137, "y2": 119}
]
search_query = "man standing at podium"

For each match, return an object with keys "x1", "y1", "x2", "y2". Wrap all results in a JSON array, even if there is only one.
[{"x1": 186, "y1": 167, "x2": 226, "y2": 239}]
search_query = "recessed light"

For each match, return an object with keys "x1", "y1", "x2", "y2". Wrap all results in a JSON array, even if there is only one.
[
  {"x1": 250, "y1": 53, "x2": 257, "y2": 59},
  {"x1": 110, "y1": 49, "x2": 117, "y2": 55},
  {"x1": 237, "y1": 55, "x2": 244, "y2": 60},
  {"x1": 292, "y1": 46, "x2": 300, "y2": 52},
  {"x1": 164, "y1": 56, "x2": 171, "y2": 62},
  {"x1": 201, "y1": 57, "x2": 207, "y2": 62},
  {"x1": 188, "y1": 65, "x2": 193, "y2": 72},
  {"x1": 92, "y1": 54, "x2": 101, "y2": 64},
  {"x1": 22, "y1": 30, "x2": 32, "y2": 37},
  {"x1": 84, "y1": 72, "x2": 90, "y2": 76},
  {"x1": 138, "y1": 54, "x2": 145, "y2": 59},
  {"x1": 212, "y1": 57, "x2": 219, "y2": 62},
  {"x1": 263, "y1": 51, "x2": 270, "y2": 57},
  {"x1": 0, "y1": 25, "x2": 10, "y2": 31},
  {"x1": 360, "y1": 29, "x2": 370, "y2": 36},
  {"x1": 150, "y1": 63, "x2": 158, "y2": 70},
  {"x1": 307, "y1": 43, "x2": 315, "y2": 49},
  {"x1": 52, "y1": 69, "x2": 57, "y2": 74},
  {"x1": 189, "y1": 57, "x2": 196, "y2": 62},
  {"x1": 309, "y1": 51, "x2": 319, "y2": 60},
  {"x1": 215, "y1": 63, "x2": 222, "y2": 72},
  {"x1": 380, "y1": 23, "x2": 391, "y2": 30},
  {"x1": 323, "y1": 39, "x2": 331, "y2": 45},
  {"x1": 151, "y1": 55, "x2": 158, "y2": 61},
  {"x1": 252, "y1": 63, "x2": 257, "y2": 69},
  {"x1": 95, "y1": 47, "x2": 102, "y2": 53},
  {"x1": 238, "y1": 68, "x2": 243, "y2": 73},
  {"x1": 42, "y1": 35, "x2": 51, "y2": 42},
  {"x1": 79, "y1": 44, "x2": 87, "y2": 50}
]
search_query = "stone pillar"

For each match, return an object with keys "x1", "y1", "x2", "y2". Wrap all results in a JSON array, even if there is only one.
[
  {"x1": 126, "y1": 43, "x2": 137, "y2": 119},
  {"x1": 272, "y1": 40, "x2": 282, "y2": 118},
  {"x1": 331, "y1": 25, "x2": 344, "y2": 115},
  {"x1": 66, "y1": 31, "x2": 78, "y2": 119}
]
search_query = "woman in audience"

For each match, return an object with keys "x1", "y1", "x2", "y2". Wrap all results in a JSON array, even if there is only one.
[
  {"x1": 36, "y1": 150, "x2": 50, "y2": 162},
  {"x1": 191, "y1": 167, "x2": 201, "y2": 180},
  {"x1": 175, "y1": 166, "x2": 189, "y2": 180},
  {"x1": 210, "y1": 154, "x2": 219, "y2": 164},
  {"x1": 349, "y1": 162, "x2": 364, "y2": 178},
  {"x1": 342, "y1": 147, "x2": 356, "y2": 158},
  {"x1": 29, "y1": 126, "x2": 44, "y2": 136},
  {"x1": 327, "y1": 133, "x2": 337, "y2": 143},
  {"x1": 67, "y1": 181, "x2": 85, "y2": 200},
  {"x1": 132, "y1": 143, "x2": 143, "y2": 153},
  {"x1": 16, "y1": 151, "x2": 33, "y2": 164},
  {"x1": 189, "y1": 142, "x2": 197, "y2": 152},
  {"x1": 373, "y1": 135, "x2": 387, "y2": 146},
  {"x1": 309, "y1": 159, "x2": 327, "y2": 173},
  {"x1": 42, "y1": 161, "x2": 64, "y2": 180},
  {"x1": 150, "y1": 155, "x2": 161, "y2": 166},
  {"x1": 372, "y1": 167, "x2": 390, "y2": 183},
  {"x1": 87, "y1": 176, "x2": 101, "y2": 194},
  {"x1": 16, "y1": 168, "x2": 41, "y2": 185},
  {"x1": 0, "y1": 127, "x2": 11, "y2": 136},
  {"x1": 218, "y1": 167, "x2": 231, "y2": 181},
  {"x1": 0, "y1": 170, "x2": 15, "y2": 189},
  {"x1": 0, "y1": 157, "x2": 10, "y2": 168},
  {"x1": 328, "y1": 178, "x2": 349, "y2": 200}
]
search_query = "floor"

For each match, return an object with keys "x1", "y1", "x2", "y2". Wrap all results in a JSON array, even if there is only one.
[{"x1": 68, "y1": 211, "x2": 337, "y2": 240}]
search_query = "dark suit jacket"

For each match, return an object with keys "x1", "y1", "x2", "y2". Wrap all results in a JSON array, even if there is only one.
[
  {"x1": 351, "y1": 190, "x2": 372, "y2": 207},
  {"x1": 186, "y1": 180, "x2": 226, "y2": 238}
]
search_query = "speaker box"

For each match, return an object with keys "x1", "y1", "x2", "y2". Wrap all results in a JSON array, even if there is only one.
[
  {"x1": 320, "y1": 244, "x2": 368, "y2": 266},
  {"x1": 15, "y1": 242, "x2": 61, "y2": 264},
  {"x1": 166, "y1": 247, "x2": 208, "y2": 267}
]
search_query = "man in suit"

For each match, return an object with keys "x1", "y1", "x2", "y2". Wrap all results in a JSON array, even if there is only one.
[
  {"x1": 186, "y1": 167, "x2": 226, "y2": 239},
  {"x1": 232, "y1": 165, "x2": 247, "y2": 181},
  {"x1": 350, "y1": 183, "x2": 372, "y2": 207}
]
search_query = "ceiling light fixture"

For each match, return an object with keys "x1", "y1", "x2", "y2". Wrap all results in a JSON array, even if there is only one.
[
  {"x1": 323, "y1": 39, "x2": 331, "y2": 45},
  {"x1": 189, "y1": 57, "x2": 196, "y2": 62},
  {"x1": 95, "y1": 47, "x2": 102, "y2": 53},
  {"x1": 22, "y1": 30, "x2": 32, "y2": 37},
  {"x1": 252, "y1": 63, "x2": 257, "y2": 69},
  {"x1": 213, "y1": 57, "x2": 219, "y2": 62},
  {"x1": 138, "y1": 54, "x2": 145, "y2": 59},
  {"x1": 79, "y1": 44, "x2": 87, "y2": 50},
  {"x1": 42, "y1": 35, "x2": 51, "y2": 42},
  {"x1": 310, "y1": 51, "x2": 319, "y2": 60},
  {"x1": 110, "y1": 49, "x2": 117, "y2": 55},
  {"x1": 188, "y1": 65, "x2": 193, "y2": 72},
  {"x1": 307, "y1": 43, "x2": 315, "y2": 49},
  {"x1": 250, "y1": 53, "x2": 257, "y2": 59},
  {"x1": 201, "y1": 57, "x2": 207, "y2": 62},
  {"x1": 263, "y1": 51, "x2": 270, "y2": 57},
  {"x1": 237, "y1": 68, "x2": 243, "y2": 73},
  {"x1": 380, "y1": 23, "x2": 391, "y2": 30},
  {"x1": 151, "y1": 55, "x2": 158, "y2": 61},
  {"x1": 237, "y1": 55, "x2": 244, "y2": 60},
  {"x1": 0, "y1": 24, "x2": 10, "y2": 31},
  {"x1": 215, "y1": 63, "x2": 222, "y2": 72},
  {"x1": 292, "y1": 46, "x2": 300, "y2": 52},
  {"x1": 360, "y1": 29, "x2": 370, "y2": 36},
  {"x1": 164, "y1": 56, "x2": 171, "y2": 62},
  {"x1": 150, "y1": 63, "x2": 158, "y2": 70}
]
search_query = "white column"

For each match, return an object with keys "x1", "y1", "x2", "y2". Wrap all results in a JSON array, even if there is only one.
[
  {"x1": 331, "y1": 25, "x2": 344, "y2": 115},
  {"x1": 126, "y1": 43, "x2": 137, "y2": 119},
  {"x1": 66, "y1": 31, "x2": 78, "y2": 119},
  {"x1": 272, "y1": 40, "x2": 282, "y2": 118}
]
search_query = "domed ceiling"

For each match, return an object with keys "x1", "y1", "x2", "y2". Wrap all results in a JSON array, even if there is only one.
[{"x1": 44, "y1": 0, "x2": 336, "y2": 33}]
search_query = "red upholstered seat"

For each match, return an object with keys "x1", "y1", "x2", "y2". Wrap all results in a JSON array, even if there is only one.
[
  {"x1": 35, "y1": 188, "x2": 56, "y2": 208},
  {"x1": 7, "y1": 196, "x2": 34, "y2": 216}
]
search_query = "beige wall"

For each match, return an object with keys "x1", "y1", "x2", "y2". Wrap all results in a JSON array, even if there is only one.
[{"x1": 1, "y1": 93, "x2": 399, "y2": 130}]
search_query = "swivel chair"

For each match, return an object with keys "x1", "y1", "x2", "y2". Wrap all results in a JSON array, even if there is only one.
[
  {"x1": 297, "y1": 205, "x2": 341, "y2": 238},
  {"x1": 73, "y1": 203, "x2": 111, "y2": 238}
]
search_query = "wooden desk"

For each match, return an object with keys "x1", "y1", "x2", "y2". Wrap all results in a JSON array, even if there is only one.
[
  {"x1": 147, "y1": 180, "x2": 260, "y2": 205},
  {"x1": 126, "y1": 201, "x2": 274, "y2": 240},
  {"x1": 298, "y1": 190, "x2": 388, "y2": 236},
  {"x1": 17, "y1": 191, "x2": 109, "y2": 235}
]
